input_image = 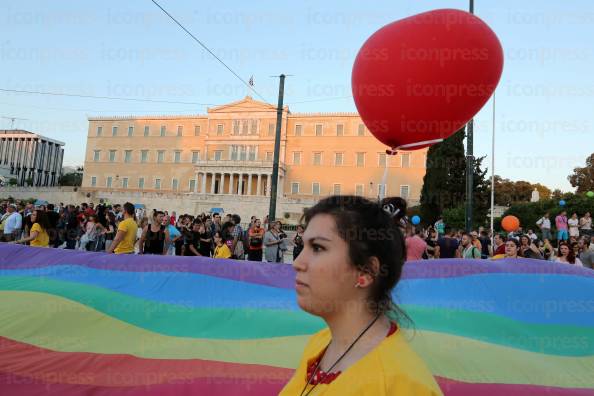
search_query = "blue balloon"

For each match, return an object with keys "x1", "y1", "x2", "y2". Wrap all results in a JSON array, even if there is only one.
[
  {"x1": 559, "y1": 200, "x2": 566, "y2": 207},
  {"x1": 411, "y1": 215, "x2": 421, "y2": 225}
]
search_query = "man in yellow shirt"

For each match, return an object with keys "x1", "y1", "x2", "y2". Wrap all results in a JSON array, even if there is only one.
[{"x1": 108, "y1": 202, "x2": 138, "y2": 254}]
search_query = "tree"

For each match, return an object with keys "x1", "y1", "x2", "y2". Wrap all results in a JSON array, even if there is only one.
[
  {"x1": 568, "y1": 153, "x2": 594, "y2": 193},
  {"x1": 58, "y1": 172, "x2": 82, "y2": 187},
  {"x1": 8, "y1": 178, "x2": 17, "y2": 186},
  {"x1": 490, "y1": 176, "x2": 552, "y2": 206},
  {"x1": 420, "y1": 126, "x2": 490, "y2": 228},
  {"x1": 420, "y1": 127, "x2": 466, "y2": 225}
]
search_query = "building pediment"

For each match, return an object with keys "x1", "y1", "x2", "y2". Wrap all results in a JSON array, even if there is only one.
[{"x1": 207, "y1": 96, "x2": 278, "y2": 114}]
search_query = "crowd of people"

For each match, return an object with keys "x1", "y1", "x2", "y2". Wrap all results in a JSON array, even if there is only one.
[
  {"x1": 1, "y1": 198, "x2": 592, "y2": 269},
  {"x1": 0, "y1": 199, "x2": 304, "y2": 263},
  {"x1": 403, "y1": 214, "x2": 594, "y2": 268}
]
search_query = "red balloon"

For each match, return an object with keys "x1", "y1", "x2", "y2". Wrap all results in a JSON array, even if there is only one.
[
  {"x1": 352, "y1": 9, "x2": 504, "y2": 151},
  {"x1": 501, "y1": 215, "x2": 520, "y2": 233}
]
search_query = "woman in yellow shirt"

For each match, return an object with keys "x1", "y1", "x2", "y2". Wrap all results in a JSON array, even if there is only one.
[
  {"x1": 13, "y1": 210, "x2": 50, "y2": 248},
  {"x1": 281, "y1": 196, "x2": 443, "y2": 396},
  {"x1": 213, "y1": 231, "x2": 232, "y2": 259}
]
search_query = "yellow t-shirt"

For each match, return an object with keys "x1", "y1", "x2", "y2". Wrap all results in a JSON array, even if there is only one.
[
  {"x1": 280, "y1": 327, "x2": 443, "y2": 396},
  {"x1": 114, "y1": 218, "x2": 138, "y2": 254},
  {"x1": 29, "y1": 223, "x2": 49, "y2": 248},
  {"x1": 214, "y1": 244, "x2": 232, "y2": 259}
]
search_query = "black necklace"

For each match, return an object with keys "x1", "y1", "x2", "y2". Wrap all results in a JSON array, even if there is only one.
[{"x1": 299, "y1": 314, "x2": 381, "y2": 396}]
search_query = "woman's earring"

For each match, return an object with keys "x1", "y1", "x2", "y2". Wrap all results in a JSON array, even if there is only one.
[{"x1": 355, "y1": 276, "x2": 365, "y2": 288}]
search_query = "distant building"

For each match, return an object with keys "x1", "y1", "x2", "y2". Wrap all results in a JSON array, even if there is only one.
[{"x1": 0, "y1": 130, "x2": 65, "y2": 186}]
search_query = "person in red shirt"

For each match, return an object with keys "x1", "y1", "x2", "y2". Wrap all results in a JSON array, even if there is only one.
[
  {"x1": 405, "y1": 227, "x2": 427, "y2": 262},
  {"x1": 493, "y1": 233, "x2": 506, "y2": 256},
  {"x1": 247, "y1": 218, "x2": 265, "y2": 262},
  {"x1": 170, "y1": 211, "x2": 176, "y2": 226}
]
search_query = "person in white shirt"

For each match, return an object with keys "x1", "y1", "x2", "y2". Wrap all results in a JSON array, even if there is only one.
[
  {"x1": 568, "y1": 213, "x2": 580, "y2": 238},
  {"x1": 536, "y1": 213, "x2": 552, "y2": 241},
  {"x1": 527, "y1": 229, "x2": 539, "y2": 242},
  {"x1": 1, "y1": 204, "x2": 22, "y2": 242},
  {"x1": 555, "y1": 241, "x2": 583, "y2": 266},
  {"x1": 579, "y1": 212, "x2": 592, "y2": 238}
]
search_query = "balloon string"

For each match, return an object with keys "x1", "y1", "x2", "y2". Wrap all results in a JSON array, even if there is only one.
[{"x1": 385, "y1": 138, "x2": 444, "y2": 155}]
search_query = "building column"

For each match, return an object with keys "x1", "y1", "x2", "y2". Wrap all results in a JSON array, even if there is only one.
[
  {"x1": 257, "y1": 174, "x2": 262, "y2": 196},
  {"x1": 237, "y1": 173, "x2": 243, "y2": 196},
  {"x1": 247, "y1": 173, "x2": 253, "y2": 195},
  {"x1": 201, "y1": 172, "x2": 207, "y2": 194},
  {"x1": 194, "y1": 172, "x2": 199, "y2": 193},
  {"x1": 220, "y1": 172, "x2": 226, "y2": 194},
  {"x1": 210, "y1": 172, "x2": 216, "y2": 194},
  {"x1": 266, "y1": 174, "x2": 271, "y2": 197},
  {"x1": 229, "y1": 173, "x2": 235, "y2": 195}
]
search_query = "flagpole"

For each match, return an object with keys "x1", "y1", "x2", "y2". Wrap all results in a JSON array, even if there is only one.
[{"x1": 490, "y1": 92, "x2": 496, "y2": 241}]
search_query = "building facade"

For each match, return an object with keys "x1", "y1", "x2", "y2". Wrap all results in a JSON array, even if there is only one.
[
  {"x1": 82, "y1": 97, "x2": 426, "y2": 217},
  {"x1": 0, "y1": 130, "x2": 64, "y2": 186}
]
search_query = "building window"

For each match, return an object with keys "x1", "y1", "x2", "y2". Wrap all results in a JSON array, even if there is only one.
[
  {"x1": 358, "y1": 124, "x2": 365, "y2": 136},
  {"x1": 239, "y1": 145, "x2": 247, "y2": 161},
  {"x1": 192, "y1": 151, "x2": 200, "y2": 163},
  {"x1": 93, "y1": 150, "x2": 100, "y2": 162},
  {"x1": 112, "y1": 126, "x2": 118, "y2": 136},
  {"x1": 91, "y1": 176, "x2": 97, "y2": 187},
  {"x1": 400, "y1": 185, "x2": 410, "y2": 199},
  {"x1": 138, "y1": 177, "x2": 145, "y2": 189},
  {"x1": 189, "y1": 179, "x2": 196, "y2": 191},
  {"x1": 313, "y1": 152, "x2": 322, "y2": 166},
  {"x1": 106, "y1": 176, "x2": 113, "y2": 188},
  {"x1": 268, "y1": 123, "x2": 275, "y2": 136},
  {"x1": 174, "y1": 151, "x2": 181, "y2": 163},
  {"x1": 155, "y1": 178, "x2": 161, "y2": 190},
  {"x1": 177, "y1": 126, "x2": 183, "y2": 137},
  {"x1": 194, "y1": 125, "x2": 201, "y2": 136},
  {"x1": 333, "y1": 184, "x2": 341, "y2": 195},
  {"x1": 356, "y1": 152, "x2": 365, "y2": 167},
  {"x1": 248, "y1": 146, "x2": 256, "y2": 161},
  {"x1": 401, "y1": 153, "x2": 410, "y2": 168},
  {"x1": 216, "y1": 124, "x2": 224, "y2": 135},
  {"x1": 172, "y1": 178, "x2": 179, "y2": 191},
  {"x1": 379, "y1": 184, "x2": 387, "y2": 197},
  {"x1": 109, "y1": 150, "x2": 116, "y2": 162},
  {"x1": 96, "y1": 126, "x2": 102, "y2": 136},
  {"x1": 250, "y1": 119, "x2": 258, "y2": 135},
  {"x1": 265, "y1": 151, "x2": 273, "y2": 161},
  {"x1": 312, "y1": 182, "x2": 320, "y2": 196},
  {"x1": 293, "y1": 151, "x2": 302, "y2": 165},
  {"x1": 157, "y1": 150, "x2": 164, "y2": 163},
  {"x1": 295, "y1": 124, "x2": 302, "y2": 136},
  {"x1": 141, "y1": 150, "x2": 148, "y2": 163},
  {"x1": 291, "y1": 182, "x2": 300, "y2": 194},
  {"x1": 231, "y1": 145, "x2": 238, "y2": 161},
  {"x1": 122, "y1": 177, "x2": 128, "y2": 189},
  {"x1": 315, "y1": 124, "x2": 323, "y2": 136},
  {"x1": 334, "y1": 152, "x2": 344, "y2": 166},
  {"x1": 378, "y1": 153, "x2": 387, "y2": 167},
  {"x1": 214, "y1": 150, "x2": 222, "y2": 161},
  {"x1": 124, "y1": 150, "x2": 132, "y2": 163},
  {"x1": 233, "y1": 120, "x2": 240, "y2": 135},
  {"x1": 242, "y1": 120, "x2": 249, "y2": 135},
  {"x1": 336, "y1": 124, "x2": 344, "y2": 136},
  {"x1": 144, "y1": 126, "x2": 150, "y2": 137},
  {"x1": 128, "y1": 126, "x2": 134, "y2": 137},
  {"x1": 355, "y1": 184, "x2": 364, "y2": 196},
  {"x1": 160, "y1": 126, "x2": 166, "y2": 137}
]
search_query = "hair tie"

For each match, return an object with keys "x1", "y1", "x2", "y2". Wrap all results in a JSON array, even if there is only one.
[{"x1": 382, "y1": 204, "x2": 400, "y2": 218}]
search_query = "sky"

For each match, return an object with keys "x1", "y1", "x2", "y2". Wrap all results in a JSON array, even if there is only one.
[{"x1": 1, "y1": 0, "x2": 593, "y2": 191}]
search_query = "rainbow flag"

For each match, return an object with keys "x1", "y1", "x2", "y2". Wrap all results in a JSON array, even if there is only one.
[{"x1": 0, "y1": 244, "x2": 592, "y2": 395}]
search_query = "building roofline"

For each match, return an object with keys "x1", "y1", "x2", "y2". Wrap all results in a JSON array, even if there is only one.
[
  {"x1": 88, "y1": 114, "x2": 208, "y2": 121},
  {"x1": 0, "y1": 130, "x2": 65, "y2": 146},
  {"x1": 288, "y1": 112, "x2": 360, "y2": 118}
]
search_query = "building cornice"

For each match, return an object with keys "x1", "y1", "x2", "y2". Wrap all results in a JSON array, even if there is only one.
[{"x1": 88, "y1": 114, "x2": 208, "y2": 121}]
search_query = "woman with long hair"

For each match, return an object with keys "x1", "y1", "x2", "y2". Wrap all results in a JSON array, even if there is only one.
[
  {"x1": 281, "y1": 196, "x2": 441, "y2": 395},
  {"x1": 12, "y1": 209, "x2": 50, "y2": 248},
  {"x1": 556, "y1": 241, "x2": 583, "y2": 266}
]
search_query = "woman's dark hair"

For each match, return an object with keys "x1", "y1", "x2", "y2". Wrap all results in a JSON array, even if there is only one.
[
  {"x1": 106, "y1": 211, "x2": 116, "y2": 224},
  {"x1": 558, "y1": 241, "x2": 576, "y2": 264},
  {"x1": 519, "y1": 235, "x2": 530, "y2": 245},
  {"x1": 33, "y1": 209, "x2": 51, "y2": 230},
  {"x1": 506, "y1": 238, "x2": 520, "y2": 249},
  {"x1": 221, "y1": 221, "x2": 234, "y2": 240},
  {"x1": 302, "y1": 195, "x2": 406, "y2": 317},
  {"x1": 214, "y1": 230, "x2": 226, "y2": 243}
]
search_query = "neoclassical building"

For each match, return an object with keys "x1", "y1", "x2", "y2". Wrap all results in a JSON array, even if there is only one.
[{"x1": 82, "y1": 97, "x2": 427, "y2": 217}]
